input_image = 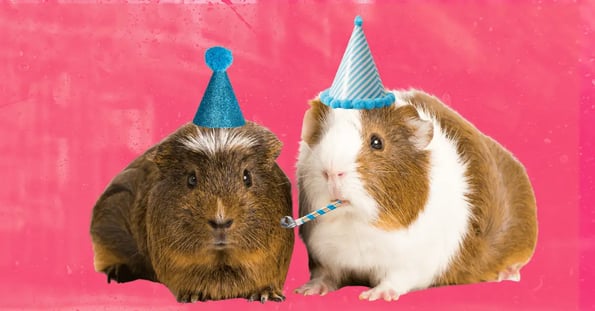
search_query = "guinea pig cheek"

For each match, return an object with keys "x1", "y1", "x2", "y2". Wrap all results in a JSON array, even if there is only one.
[{"x1": 356, "y1": 145, "x2": 431, "y2": 231}]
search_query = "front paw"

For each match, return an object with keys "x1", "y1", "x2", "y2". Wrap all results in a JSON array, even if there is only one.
[
  {"x1": 104, "y1": 264, "x2": 137, "y2": 284},
  {"x1": 176, "y1": 290, "x2": 207, "y2": 303},
  {"x1": 359, "y1": 283, "x2": 401, "y2": 302},
  {"x1": 247, "y1": 286, "x2": 285, "y2": 303}
]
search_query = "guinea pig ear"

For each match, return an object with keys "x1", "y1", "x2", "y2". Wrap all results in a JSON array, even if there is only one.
[
  {"x1": 263, "y1": 133, "x2": 283, "y2": 161},
  {"x1": 301, "y1": 99, "x2": 329, "y2": 147},
  {"x1": 244, "y1": 122, "x2": 283, "y2": 162},
  {"x1": 301, "y1": 108, "x2": 316, "y2": 143},
  {"x1": 153, "y1": 139, "x2": 176, "y2": 168},
  {"x1": 409, "y1": 118, "x2": 434, "y2": 150},
  {"x1": 398, "y1": 105, "x2": 434, "y2": 150},
  {"x1": 152, "y1": 123, "x2": 196, "y2": 169}
]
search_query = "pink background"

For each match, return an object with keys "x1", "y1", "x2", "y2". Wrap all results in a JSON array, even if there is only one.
[{"x1": 1, "y1": 2, "x2": 593, "y2": 310}]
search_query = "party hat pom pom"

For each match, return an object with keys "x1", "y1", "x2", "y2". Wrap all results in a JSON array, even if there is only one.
[
  {"x1": 354, "y1": 15, "x2": 363, "y2": 27},
  {"x1": 205, "y1": 46, "x2": 233, "y2": 72}
]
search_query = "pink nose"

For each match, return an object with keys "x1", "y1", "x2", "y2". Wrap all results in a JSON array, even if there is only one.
[
  {"x1": 323, "y1": 170, "x2": 345, "y2": 180},
  {"x1": 323, "y1": 170, "x2": 346, "y2": 200}
]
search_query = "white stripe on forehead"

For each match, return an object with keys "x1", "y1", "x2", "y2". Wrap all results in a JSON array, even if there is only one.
[
  {"x1": 318, "y1": 108, "x2": 362, "y2": 172},
  {"x1": 181, "y1": 127, "x2": 258, "y2": 156},
  {"x1": 329, "y1": 108, "x2": 363, "y2": 130}
]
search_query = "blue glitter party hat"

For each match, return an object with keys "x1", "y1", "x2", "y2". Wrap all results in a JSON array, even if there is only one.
[
  {"x1": 320, "y1": 16, "x2": 395, "y2": 110},
  {"x1": 193, "y1": 46, "x2": 246, "y2": 128}
]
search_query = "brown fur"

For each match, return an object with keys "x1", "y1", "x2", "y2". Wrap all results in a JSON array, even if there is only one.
[{"x1": 90, "y1": 122, "x2": 294, "y2": 303}]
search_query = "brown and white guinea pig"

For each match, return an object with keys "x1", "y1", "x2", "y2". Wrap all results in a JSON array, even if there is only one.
[
  {"x1": 295, "y1": 89, "x2": 538, "y2": 301},
  {"x1": 90, "y1": 121, "x2": 294, "y2": 303}
]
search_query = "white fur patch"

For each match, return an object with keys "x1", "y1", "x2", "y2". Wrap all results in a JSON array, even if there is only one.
[
  {"x1": 181, "y1": 126, "x2": 257, "y2": 156},
  {"x1": 298, "y1": 91, "x2": 472, "y2": 294}
]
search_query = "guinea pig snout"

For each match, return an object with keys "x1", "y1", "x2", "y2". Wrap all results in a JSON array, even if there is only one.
[
  {"x1": 208, "y1": 218, "x2": 233, "y2": 248},
  {"x1": 322, "y1": 170, "x2": 345, "y2": 181},
  {"x1": 323, "y1": 169, "x2": 346, "y2": 201}
]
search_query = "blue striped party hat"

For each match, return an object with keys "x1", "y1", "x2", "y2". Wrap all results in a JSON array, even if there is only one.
[{"x1": 320, "y1": 16, "x2": 395, "y2": 109}]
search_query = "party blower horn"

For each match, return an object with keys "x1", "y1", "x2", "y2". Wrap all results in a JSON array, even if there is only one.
[{"x1": 280, "y1": 200, "x2": 343, "y2": 228}]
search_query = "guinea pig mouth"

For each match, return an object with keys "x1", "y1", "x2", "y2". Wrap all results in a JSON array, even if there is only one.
[
  {"x1": 331, "y1": 199, "x2": 350, "y2": 205},
  {"x1": 212, "y1": 233, "x2": 230, "y2": 249},
  {"x1": 212, "y1": 239, "x2": 230, "y2": 250},
  {"x1": 213, "y1": 241, "x2": 228, "y2": 249}
]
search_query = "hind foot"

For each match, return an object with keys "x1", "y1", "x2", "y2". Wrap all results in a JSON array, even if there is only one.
[
  {"x1": 497, "y1": 264, "x2": 522, "y2": 282},
  {"x1": 247, "y1": 286, "x2": 285, "y2": 303}
]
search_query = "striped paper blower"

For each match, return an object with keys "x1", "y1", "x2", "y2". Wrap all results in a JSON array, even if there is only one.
[{"x1": 280, "y1": 200, "x2": 342, "y2": 228}]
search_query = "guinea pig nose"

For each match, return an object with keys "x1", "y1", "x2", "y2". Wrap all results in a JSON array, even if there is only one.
[
  {"x1": 323, "y1": 170, "x2": 346, "y2": 180},
  {"x1": 208, "y1": 219, "x2": 234, "y2": 229}
]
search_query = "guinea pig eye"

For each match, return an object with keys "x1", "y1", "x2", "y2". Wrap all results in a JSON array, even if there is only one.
[
  {"x1": 370, "y1": 134, "x2": 384, "y2": 151},
  {"x1": 187, "y1": 172, "x2": 197, "y2": 188},
  {"x1": 242, "y1": 169, "x2": 252, "y2": 188}
]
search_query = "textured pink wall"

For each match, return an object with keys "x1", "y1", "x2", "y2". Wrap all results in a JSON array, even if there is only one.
[{"x1": 1, "y1": 2, "x2": 593, "y2": 310}]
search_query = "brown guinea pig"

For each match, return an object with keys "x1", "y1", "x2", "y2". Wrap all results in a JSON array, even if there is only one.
[
  {"x1": 90, "y1": 121, "x2": 294, "y2": 303},
  {"x1": 295, "y1": 89, "x2": 537, "y2": 301}
]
